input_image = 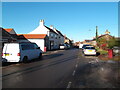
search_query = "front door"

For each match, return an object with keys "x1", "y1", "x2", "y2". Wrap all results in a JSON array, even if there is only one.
[{"x1": 50, "y1": 41, "x2": 54, "y2": 50}]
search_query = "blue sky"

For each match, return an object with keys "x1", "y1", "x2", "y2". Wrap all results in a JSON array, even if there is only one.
[{"x1": 2, "y1": 2, "x2": 118, "y2": 42}]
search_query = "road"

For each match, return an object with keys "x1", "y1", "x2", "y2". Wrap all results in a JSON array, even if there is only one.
[{"x1": 1, "y1": 48, "x2": 120, "y2": 88}]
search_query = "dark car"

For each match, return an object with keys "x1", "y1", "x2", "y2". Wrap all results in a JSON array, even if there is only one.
[{"x1": 112, "y1": 46, "x2": 120, "y2": 55}]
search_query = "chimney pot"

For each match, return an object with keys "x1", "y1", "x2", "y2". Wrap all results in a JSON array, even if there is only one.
[
  {"x1": 50, "y1": 25, "x2": 54, "y2": 29},
  {"x1": 40, "y1": 19, "x2": 44, "y2": 26}
]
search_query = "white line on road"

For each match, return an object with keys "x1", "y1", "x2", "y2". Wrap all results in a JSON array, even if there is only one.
[
  {"x1": 72, "y1": 70, "x2": 76, "y2": 76},
  {"x1": 53, "y1": 51, "x2": 58, "y2": 53},
  {"x1": 66, "y1": 81, "x2": 72, "y2": 88},
  {"x1": 95, "y1": 59, "x2": 99, "y2": 62},
  {"x1": 75, "y1": 64, "x2": 78, "y2": 68},
  {"x1": 101, "y1": 67, "x2": 104, "y2": 71}
]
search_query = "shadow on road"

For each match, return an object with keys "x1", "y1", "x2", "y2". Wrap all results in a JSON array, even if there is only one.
[
  {"x1": 42, "y1": 53, "x2": 63, "y2": 60},
  {"x1": 2, "y1": 53, "x2": 64, "y2": 67}
]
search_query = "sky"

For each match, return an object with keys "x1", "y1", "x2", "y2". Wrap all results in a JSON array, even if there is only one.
[{"x1": 2, "y1": 2, "x2": 118, "y2": 42}]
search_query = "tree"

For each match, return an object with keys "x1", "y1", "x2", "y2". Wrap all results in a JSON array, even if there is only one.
[
  {"x1": 97, "y1": 38, "x2": 108, "y2": 50},
  {"x1": 107, "y1": 37, "x2": 118, "y2": 49}
]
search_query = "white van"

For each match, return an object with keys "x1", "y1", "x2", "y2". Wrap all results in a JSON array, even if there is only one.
[{"x1": 2, "y1": 42, "x2": 42, "y2": 62}]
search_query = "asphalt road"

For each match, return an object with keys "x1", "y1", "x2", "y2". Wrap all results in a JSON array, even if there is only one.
[
  {"x1": 2, "y1": 48, "x2": 79, "y2": 88},
  {"x1": 1, "y1": 48, "x2": 120, "y2": 88}
]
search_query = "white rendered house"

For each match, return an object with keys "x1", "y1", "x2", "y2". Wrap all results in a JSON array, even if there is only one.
[
  {"x1": 29, "y1": 20, "x2": 62, "y2": 50},
  {"x1": 17, "y1": 34, "x2": 49, "y2": 52}
]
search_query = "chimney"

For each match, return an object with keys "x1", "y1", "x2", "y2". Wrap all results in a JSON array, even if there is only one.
[
  {"x1": 39, "y1": 19, "x2": 44, "y2": 26},
  {"x1": 50, "y1": 25, "x2": 54, "y2": 29}
]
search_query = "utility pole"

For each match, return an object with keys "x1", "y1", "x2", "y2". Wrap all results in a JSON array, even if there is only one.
[{"x1": 96, "y1": 26, "x2": 98, "y2": 42}]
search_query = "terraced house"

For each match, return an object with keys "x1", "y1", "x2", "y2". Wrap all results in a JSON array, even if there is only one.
[
  {"x1": 18, "y1": 20, "x2": 65, "y2": 52},
  {"x1": 1, "y1": 20, "x2": 68, "y2": 52},
  {"x1": 29, "y1": 20, "x2": 65, "y2": 51}
]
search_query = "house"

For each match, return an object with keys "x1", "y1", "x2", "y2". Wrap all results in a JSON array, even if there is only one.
[
  {"x1": 93, "y1": 30, "x2": 113, "y2": 41},
  {"x1": 1, "y1": 27, "x2": 17, "y2": 43},
  {"x1": 92, "y1": 29, "x2": 113, "y2": 46},
  {"x1": 29, "y1": 20, "x2": 62, "y2": 50},
  {"x1": 17, "y1": 34, "x2": 49, "y2": 52},
  {"x1": 4, "y1": 28, "x2": 17, "y2": 34},
  {"x1": 82, "y1": 40, "x2": 92, "y2": 45},
  {"x1": 74, "y1": 41, "x2": 81, "y2": 47},
  {"x1": 64, "y1": 35, "x2": 73, "y2": 46},
  {"x1": 0, "y1": 27, "x2": 18, "y2": 54},
  {"x1": 49, "y1": 25, "x2": 64, "y2": 48}
]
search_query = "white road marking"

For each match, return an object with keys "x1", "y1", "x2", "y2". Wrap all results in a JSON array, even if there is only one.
[
  {"x1": 95, "y1": 59, "x2": 99, "y2": 62},
  {"x1": 101, "y1": 67, "x2": 104, "y2": 71},
  {"x1": 67, "y1": 81, "x2": 72, "y2": 88},
  {"x1": 53, "y1": 51, "x2": 58, "y2": 53},
  {"x1": 72, "y1": 70, "x2": 76, "y2": 76},
  {"x1": 75, "y1": 64, "x2": 78, "y2": 68}
]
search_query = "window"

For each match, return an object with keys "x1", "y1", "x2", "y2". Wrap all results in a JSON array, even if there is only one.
[
  {"x1": 51, "y1": 33, "x2": 54, "y2": 38},
  {"x1": 33, "y1": 43, "x2": 39, "y2": 49},
  {"x1": 85, "y1": 47, "x2": 95, "y2": 49},
  {"x1": 21, "y1": 44, "x2": 35, "y2": 50},
  {"x1": 55, "y1": 35, "x2": 57, "y2": 39}
]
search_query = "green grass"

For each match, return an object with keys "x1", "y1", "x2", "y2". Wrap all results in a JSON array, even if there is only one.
[
  {"x1": 99, "y1": 50, "x2": 108, "y2": 55},
  {"x1": 96, "y1": 48, "x2": 108, "y2": 55}
]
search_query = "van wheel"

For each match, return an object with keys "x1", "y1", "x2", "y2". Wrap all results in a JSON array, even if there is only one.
[
  {"x1": 38, "y1": 53, "x2": 42, "y2": 59},
  {"x1": 23, "y1": 56, "x2": 28, "y2": 63}
]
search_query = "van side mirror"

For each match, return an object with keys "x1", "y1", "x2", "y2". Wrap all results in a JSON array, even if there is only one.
[{"x1": 37, "y1": 47, "x2": 40, "y2": 49}]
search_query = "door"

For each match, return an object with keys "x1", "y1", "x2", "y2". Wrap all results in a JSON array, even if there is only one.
[{"x1": 2, "y1": 43, "x2": 20, "y2": 62}]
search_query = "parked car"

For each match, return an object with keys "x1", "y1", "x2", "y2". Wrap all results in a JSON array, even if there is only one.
[
  {"x1": 79, "y1": 44, "x2": 83, "y2": 49},
  {"x1": 83, "y1": 46, "x2": 96, "y2": 56},
  {"x1": 82, "y1": 44, "x2": 92, "y2": 50},
  {"x1": 66, "y1": 44, "x2": 70, "y2": 49},
  {"x1": 59, "y1": 44, "x2": 67, "y2": 50},
  {"x1": 2, "y1": 42, "x2": 42, "y2": 62},
  {"x1": 112, "y1": 46, "x2": 120, "y2": 55}
]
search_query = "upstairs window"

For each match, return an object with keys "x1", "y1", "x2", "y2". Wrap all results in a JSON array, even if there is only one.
[{"x1": 50, "y1": 33, "x2": 54, "y2": 38}]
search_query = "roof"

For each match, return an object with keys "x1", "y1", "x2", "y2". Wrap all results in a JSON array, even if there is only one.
[
  {"x1": 1, "y1": 28, "x2": 17, "y2": 40},
  {"x1": 56, "y1": 29, "x2": 64, "y2": 37},
  {"x1": 93, "y1": 34, "x2": 113, "y2": 40},
  {"x1": 4, "y1": 28, "x2": 17, "y2": 35},
  {"x1": 45, "y1": 26, "x2": 58, "y2": 35},
  {"x1": 98, "y1": 34, "x2": 112, "y2": 38},
  {"x1": 17, "y1": 34, "x2": 47, "y2": 39},
  {"x1": 4, "y1": 28, "x2": 13, "y2": 32},
  {"x1": 64, "y1": 36, "x2": 70, "y2": 40},
  {"x1": 84, "y1": 40, "x2": 92, "y2": 42}
]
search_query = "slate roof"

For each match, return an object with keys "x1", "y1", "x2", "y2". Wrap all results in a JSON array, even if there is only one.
[
  {"x1": 56, "y1": 29, "x2": 64, "y2": 37},
  {"x1": 45, "y1": 26, "x2": 58, "y2": 35},
  {"x1": 1, "y1": 27, "x2": 17, "y2": 40}
]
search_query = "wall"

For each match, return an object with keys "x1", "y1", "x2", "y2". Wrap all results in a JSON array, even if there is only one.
[{"x1": 29, "y1": 39, "x2": 44, "y2": 52}]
